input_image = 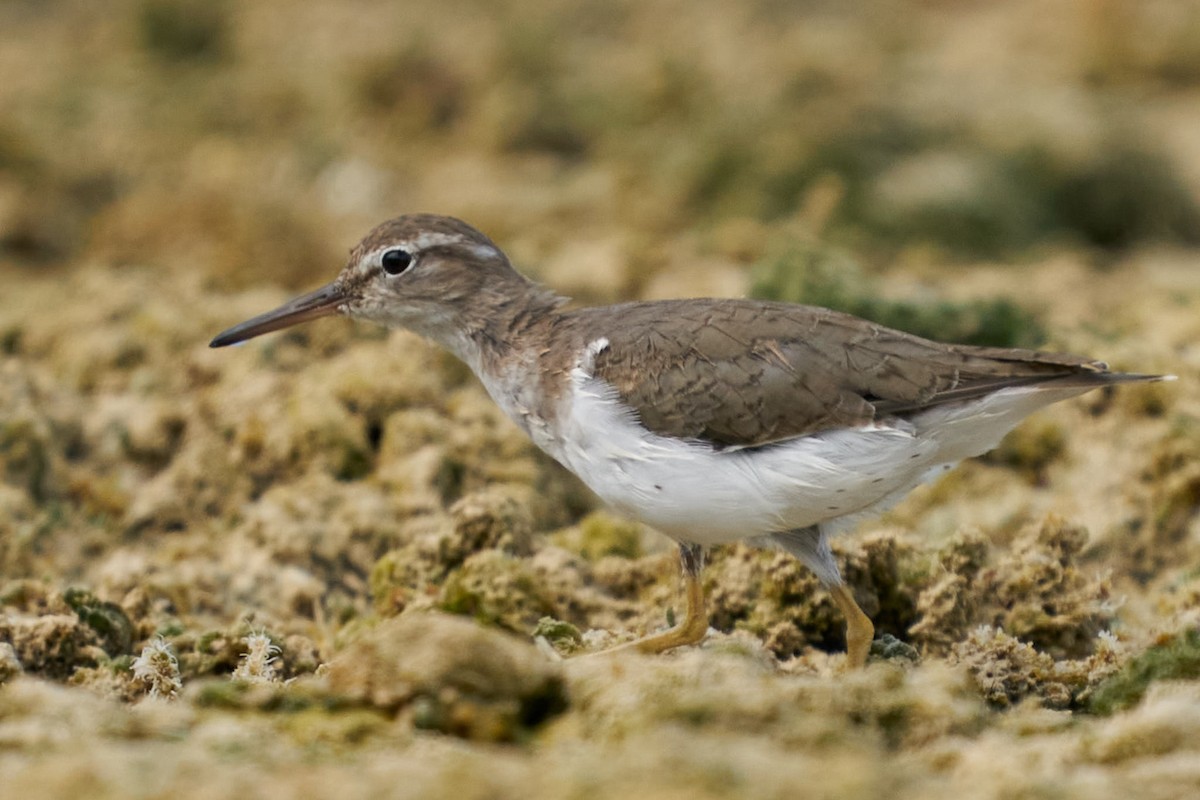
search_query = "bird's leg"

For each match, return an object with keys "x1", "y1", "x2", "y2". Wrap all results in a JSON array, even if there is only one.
[
  {"x1": 599, "y1": 543, "x2": 709, "y2": 655},
  {"x1": 633, "y1": 542, "x2": 708, "y2": 653},
  {"x1": 828, "y1": 583, "x2": 874, "y2": 669}
]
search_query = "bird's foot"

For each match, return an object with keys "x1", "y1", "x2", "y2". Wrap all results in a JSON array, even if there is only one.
[{"x1": 590, "y1": 612, "x2": 710, "y2": 657}]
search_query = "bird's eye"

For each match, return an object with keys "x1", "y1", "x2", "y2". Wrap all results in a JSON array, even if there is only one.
[{"x1": 381, "y1": 249, "x2": 413, "y2": 276}]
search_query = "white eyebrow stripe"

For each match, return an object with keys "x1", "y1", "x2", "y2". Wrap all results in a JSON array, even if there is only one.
[
  {"x1": 411, "y1": 232, "x2": 463, "y2": 250},
  {"x1": 412, "y1": 232, "x2": 501, "y2": 259},
  {"x1": 462, "y1": 242, "x2": 502, "y2": 260}
]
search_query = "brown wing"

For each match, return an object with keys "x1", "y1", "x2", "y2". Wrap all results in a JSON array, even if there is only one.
[{"x1": 559, "y1": 299, "x2": 1121, "y2": 448}]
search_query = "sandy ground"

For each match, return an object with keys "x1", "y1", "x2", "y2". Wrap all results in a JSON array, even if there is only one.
[{"x1": 3, "y1": 1, "x2": 1200, "y2": 798}]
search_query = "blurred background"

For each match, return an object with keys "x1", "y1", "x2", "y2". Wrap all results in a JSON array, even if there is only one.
[{"x1": 3, "y1": 0, "x2": 1199, "y2": 309}]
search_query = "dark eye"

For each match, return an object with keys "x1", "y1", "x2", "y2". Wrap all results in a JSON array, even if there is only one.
[{"x1": 381, "y1": 249, "x2": 413, "y2": 276}]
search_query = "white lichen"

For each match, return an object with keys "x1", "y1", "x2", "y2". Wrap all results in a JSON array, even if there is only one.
[
  {"x1": 1085, "y1": 629, "x2": 1129, "y2": 685},
  {"x1": 131, "y1": 636, "x2": 182, "y2": 699},
  {"x1": 1096, "y1": 629, "x2": 1122, "y2": 652},
  {"x1": 232, "y1": 631, "x2": 282, "y2": 684},
  {"x1": 0, "y1": 642, "x2": 23, "y2": 683}
]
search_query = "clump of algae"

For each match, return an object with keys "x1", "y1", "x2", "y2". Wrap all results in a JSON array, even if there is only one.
[
  {"x1": 909, "y1": 516, "x2": 1114, "y2": 661},
  {"x1": 0, "y1": 363, "x2": 67, "y2": 504},
  {"x1": 441, "y1": 485, "x2": 534, "y2": 564},
  {"x1": 952, "y1": 626, "x2": 1060, "y2": 708},
  {"x1": 62, "y1": 588, "x2": 134, "y2": 658},
  {"x1": 369, "y1": 486, "x2": 545, "y2": 622},
  {"x1": 368, "y1": 536, "x2": 445, "y2": 617},
  {"x1": 0, "y1": 615, "x2": 100, "y2": 680},
  {"x1": 952, "y1": 624, "x2": 1129, "y2": 710},
  {"x1": 532, "y1": 616, "x2": 583, "y2": 652},
  {"x1": 438, "y1": 549, "x2": 560, "y2": 632},
  {"x1": 908, "y1": 529, "x2": 990, "y2": 655},
  {"x1": 986, "y1": 516, "x2": 1114, "y2": 659},
  {"x1": 1125, "y1": 415, "x2": 1200, "y2": 581},
  {"x1": 0, "y1": 582, "x2": 112, "y2": 680}
]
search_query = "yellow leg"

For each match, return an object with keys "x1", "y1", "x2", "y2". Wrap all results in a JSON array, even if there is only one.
[
  {"x1": 629, "y1": 567, "x2": 709, "y2": 654},
  {"x1": 829, "y1": 584, "x2": 874, "y2": 669},
  {"x1": 597, "y1": 543, "x2": 709, "y2": 655}
]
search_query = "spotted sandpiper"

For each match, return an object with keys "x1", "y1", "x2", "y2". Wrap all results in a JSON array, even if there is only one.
[{"x1": 211, "y1": 214, "x2": 1169, "y2": 667}]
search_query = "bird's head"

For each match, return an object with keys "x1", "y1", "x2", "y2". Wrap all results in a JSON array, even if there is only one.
[{"x1": 210, "y1": 214, "x2": 529, "y2": 350}]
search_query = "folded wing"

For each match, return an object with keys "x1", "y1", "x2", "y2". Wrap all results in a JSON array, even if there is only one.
[{"x1": 563, "y1": 299, "x2": 1141, "y2": 449}]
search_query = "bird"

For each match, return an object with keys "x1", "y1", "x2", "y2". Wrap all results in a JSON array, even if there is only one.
[{"x1": 210, "y1": 214, "x2": 1169, "y2": 667}]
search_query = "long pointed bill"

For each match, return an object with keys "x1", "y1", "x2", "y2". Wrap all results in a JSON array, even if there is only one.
[{"x1": 210, "y1": 281, "x2": 348, "y2": 348}]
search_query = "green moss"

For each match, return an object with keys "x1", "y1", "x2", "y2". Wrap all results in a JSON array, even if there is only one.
[
  {"x1": 1088, "y1": 629, "x2": 1200, "y2": 715},
  {"x1": 700, "y1": 105, "x2": 1200, "y2": 255},
  {"x1": 438, "y1": 551, "x2": 558, "y2": 633},
  {"x1": 749, "y1": 242, "x2": 1046, "y2": 348},
  {"x1": 62, "y1": 588, "x2": 133, "y2": 657},
  {"x1": 106, "y1": 654, "x2": 135, "y2": 673},
  {"x1": 369, "y1": 543, "x2": 444, "y2": 616},
  {"x1": 193, "y1": 677, "x2": 337, "y2": 712},
  {"x1": 193, "y1": 630, "x2": 223, "y2": 654}
]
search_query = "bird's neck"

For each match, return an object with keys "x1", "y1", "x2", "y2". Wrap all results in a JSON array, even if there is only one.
[{"x1": 432, "y1": 274, "x2": 567, "y2": 382}]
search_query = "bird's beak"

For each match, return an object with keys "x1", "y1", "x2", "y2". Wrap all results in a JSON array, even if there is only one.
[{"x1": 209, "y1": 281, "x2": 348, "y2": 348}]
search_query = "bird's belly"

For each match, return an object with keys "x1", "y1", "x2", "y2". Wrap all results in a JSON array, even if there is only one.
[
  {"x1": 547, "y1": 380, "x2": 942, "y2": 546},
  {"x1": 567, "y1": 435, "x2": 940, "y2": 545}
]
